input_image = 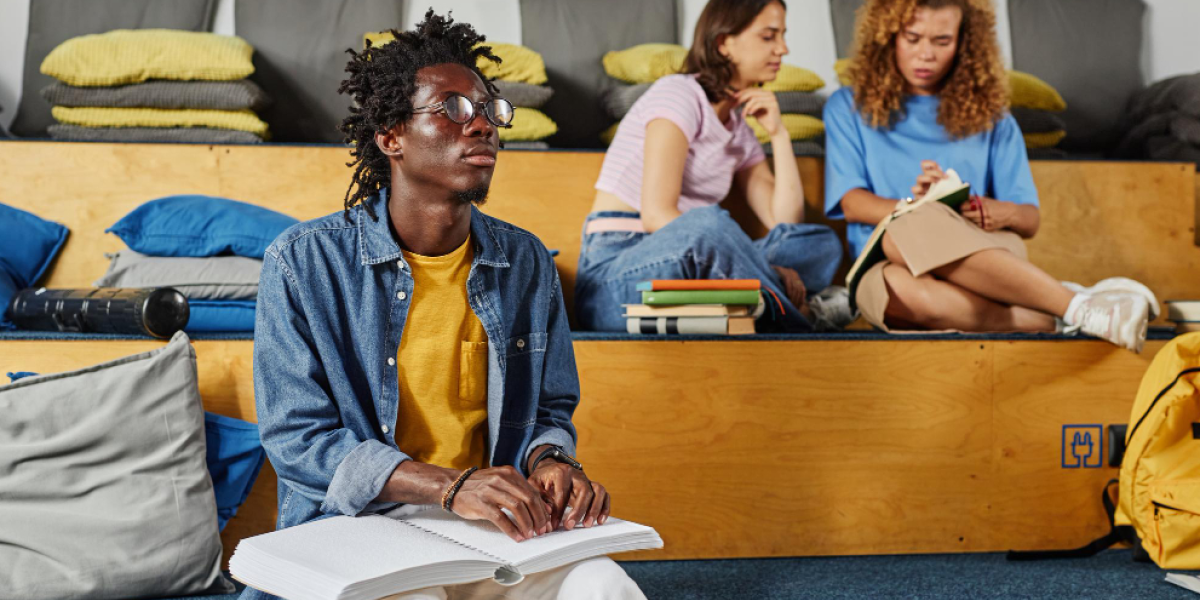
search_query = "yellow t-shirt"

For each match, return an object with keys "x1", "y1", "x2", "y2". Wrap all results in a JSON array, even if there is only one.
[{"x1": 394, "y1": 235, "x2": 489, "y2": 470}]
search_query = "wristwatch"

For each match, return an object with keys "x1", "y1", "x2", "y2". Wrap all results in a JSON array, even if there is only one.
[{"x1": 531, "y1": 446, "x2": 583, "y2": 472}]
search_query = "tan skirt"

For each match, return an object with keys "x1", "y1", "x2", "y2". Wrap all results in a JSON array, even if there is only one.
[{"x1": 856, "y1": 202, "x2": 1027, "y2": 332}]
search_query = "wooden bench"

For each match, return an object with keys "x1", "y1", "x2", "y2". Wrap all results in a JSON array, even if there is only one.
[{"x1": 0, "y1": 141, "x2": 1196, "y2": 565}]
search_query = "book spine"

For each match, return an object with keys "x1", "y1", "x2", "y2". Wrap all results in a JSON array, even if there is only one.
[
  {"x1": 626, "y1": 316, "x2": 729, "y2": 335},
  {"x1": 635, "y1": 279, "x2": 762, "y2": 291},
  {"x1": 641, "y1": 290, "x2": 761, "y2": 305}
]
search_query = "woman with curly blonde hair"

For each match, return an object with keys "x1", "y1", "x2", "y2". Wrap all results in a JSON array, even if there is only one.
[{"x1": 823, "y1": 0, "x2": 1156, "y2": 351}]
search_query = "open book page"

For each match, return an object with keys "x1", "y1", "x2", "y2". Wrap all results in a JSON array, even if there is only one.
[
  {"x1": 230, "y1": 513, "x2": 498, "y2": 600},
  {"x1": 398, "y1": 507, "x2": 664, "y2": 575},
  {"x1": 894, "y1": 168, "x2": 968, "y2": 217}
]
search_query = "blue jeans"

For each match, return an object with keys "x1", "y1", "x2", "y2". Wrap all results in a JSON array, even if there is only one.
[{"x1": 574, "y1": 205, "x2": 843, "y2": 332}]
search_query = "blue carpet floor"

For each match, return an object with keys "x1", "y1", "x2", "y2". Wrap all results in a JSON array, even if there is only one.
[
  {"x1": 176, "y1": 550, "x2": 1195, "y2": 599},
  {"x1": 622, "y1": 550, "x2": 1196, "y2": 599}
]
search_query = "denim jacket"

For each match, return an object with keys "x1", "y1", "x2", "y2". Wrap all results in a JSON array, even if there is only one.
[{"x1": 252, "y1": 190, "x2": 579, "y2": 534}]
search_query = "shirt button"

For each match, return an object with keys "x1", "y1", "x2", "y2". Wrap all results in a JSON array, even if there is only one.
[
  {"x1": 397, "y1": 291, "x2": 407, "y2": 300},
  {"x1": 381, "y1": 425, "x2": 390, "y2": 434},
  {"x1": 516, "y1": 338, "x2": 525, "y2": 349},
  {"x1": 387, "y1": 357, "x2": 395, "y2": 366}
]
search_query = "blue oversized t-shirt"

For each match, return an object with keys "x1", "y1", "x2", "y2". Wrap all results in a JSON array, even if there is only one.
[{"x1": 822, "y1": 87, "x2": 1039, "y2": 258}]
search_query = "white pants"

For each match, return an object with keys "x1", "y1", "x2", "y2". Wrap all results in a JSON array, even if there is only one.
[{"x1": 383, "y1": 557, "x2": 646, "y2": 600}]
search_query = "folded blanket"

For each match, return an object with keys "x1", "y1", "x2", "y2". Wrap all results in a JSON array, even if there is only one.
[
  {"x1": 52, "y1": 106, "x2": 268, "y2": 137},
  {"x1": 49, "y1": 124, "x2": 262, "y2": 144},
  {"x1": 1114, "y1": 112, "x2": 1172, "y2": 159},
  {"x1": 491, "y1": 81, "x2": 553, "y2": 109},
  {"x1": 1171, "y1": 114, "x2": 1200, "y2": 146},
  {"x1": 1126, "y1": 73, "x2": 1200, "y2": 124},
  {"x1": 1146, "y1": 135, "x2": 1200, "y2": 163},
  {"x1": 42, "y1": 80, "x2": 270, "y2": 111},
  {"x1": 1011, "y1": 107, "x2": 1067, "y2": 135}
]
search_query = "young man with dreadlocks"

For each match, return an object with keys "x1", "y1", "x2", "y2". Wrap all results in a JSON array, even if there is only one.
[{"x1": 246, "y1": 11, "x2": 645, "y2": 600}]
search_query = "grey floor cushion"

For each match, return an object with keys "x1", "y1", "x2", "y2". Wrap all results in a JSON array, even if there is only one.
[
  {"x1": 1171, "y1": 114, "x2": 1200, "y2": 146},
  {"x1": 1011, "y1": 107, "x2": 1067, "y2": 135},
  {"x1": 1009, "y1": 0, "x2": 1145, "y2": 153},
  {"x1": 492, "y1": 80, "x2": 554, "y2": 109},
  {"x1": 42, "y1": 80, "x2": 271, "y2": 111},
  {"x1": 48, "y1": 124, "x2": 263, "y2": 144},
  {"x1": 10, "y1": 0, "x2": 216, "y2": 138},
  {"x1": 0, "y1": 332, "x2": 233, "y2": 600},
  {"x1": 520, "y1": 0, "x2": 677, "y2": 148},
  {"x1": 94, "y1": 249, "x2": 262, "y2": 300},
  {"x1": 1127, "y1": 73, "x2": 1200, "y2": 123},
  {"x1": 235, "y1": 0, "x2": 405, "y2": 143}
]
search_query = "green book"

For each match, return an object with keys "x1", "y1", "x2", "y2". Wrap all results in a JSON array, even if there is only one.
[
  {"x1": 641, "y1": 290, "x2": 761, "y2": 305},
  {"x1": 845, "y1": 171, "x2": 972, "y2": 309}
]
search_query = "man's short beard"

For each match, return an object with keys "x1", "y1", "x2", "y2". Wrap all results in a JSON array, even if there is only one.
[{"x1": 454, "y1": 186, "x2": 490, "y2": 206}]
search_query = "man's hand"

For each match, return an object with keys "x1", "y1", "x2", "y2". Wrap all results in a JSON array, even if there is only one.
[
  {"x1": 911, "y1": 160, "x2": 946, "y2": 200},
  {"x1": 450, "y1": 466, "x2": 552, "y2": 542},
  {"x1": 527, "y1": 460, "x2": 611, "y2": 531}
]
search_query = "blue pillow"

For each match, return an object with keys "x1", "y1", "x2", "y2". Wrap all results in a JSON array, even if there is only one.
[
  {"x1": 107, "y1": 195, "x2": 298, "y2": 259},
  {"x1": 185, "y1": 299, "x2": 256, "y2": 333},
  {"x1": 0, "y1": 203, "x2": 69, "y2": 329},
  {"x1": 204, "y1": 412, "x2": 266, "y2": 531}
]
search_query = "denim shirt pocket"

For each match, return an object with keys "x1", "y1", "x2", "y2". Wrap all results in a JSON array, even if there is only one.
[{"x1": 500, "y1": 332, "x2": 547, "y2": 427}]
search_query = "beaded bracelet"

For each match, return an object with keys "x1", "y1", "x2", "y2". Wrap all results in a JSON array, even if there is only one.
[{"x1": 441, "y1": 466, "x2": 478, "y2": 512}]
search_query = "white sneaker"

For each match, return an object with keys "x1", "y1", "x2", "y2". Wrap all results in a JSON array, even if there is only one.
[
  {"x1": 1068, "y1": 291, "x2": 1150, "y2": 352},
  {"x1": 809, "y1": 286, "x2": 857, "y2": 332},
  {"x1": 1062, "y1": 277, "x2": 1160, "y2": 320}
]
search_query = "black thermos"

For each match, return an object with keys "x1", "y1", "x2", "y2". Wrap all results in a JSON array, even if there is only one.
[{"x1": 7, "y1": 288, "x2": 190, "y2": 339}]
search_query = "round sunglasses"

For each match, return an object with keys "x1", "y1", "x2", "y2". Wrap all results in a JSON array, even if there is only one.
[{"x1": 412, "y1": 94, "x2": 514, "y2": 128}]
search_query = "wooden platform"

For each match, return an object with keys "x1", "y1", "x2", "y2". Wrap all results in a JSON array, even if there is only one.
[
  {"x1": 2, "y1": 336, "x2": 1162, "y2": 563},
  {"x1": 0, "y1": 141, "x2": 1192, "y2": 563}
]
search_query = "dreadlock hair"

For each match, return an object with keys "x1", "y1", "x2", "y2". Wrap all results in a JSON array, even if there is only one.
[{"x1": 338, "y1": 9, "x2": 500, "y2": 222}]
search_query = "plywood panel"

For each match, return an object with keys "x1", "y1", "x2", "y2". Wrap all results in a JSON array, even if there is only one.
[
  {"x1": 1026, "y1": 162, "x2": 1195, "y2": 324},
  {"x1": 0, "y1": 142, "x2": 222, "y2": 289},
  {"x1": 988, "y1": 339, "x2": 1166, "y2": 551},
  {"x1": 572, "y1": 340, "x2": 995, "y2": 559}
]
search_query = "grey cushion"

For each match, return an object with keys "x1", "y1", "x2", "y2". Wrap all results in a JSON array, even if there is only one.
[
  {"x1": 11, "y1": 0, "x2": 217, "y2": 138},
  {"x1": 1010, "y1": 107, "x2": 1067, "y2": 134},
  {"x1": 830, "y1": 0, "x2": 866, "y2": 59},
  {"x1": 0, "y1": 332, "x2": 233, "y2": 600},
  {"x1": 1171, "y1": 115, "x2": 1200, "y2": 146},
  {"x1": 1009, "y1": 0, "x2": 1146, "y2": 153},
  {"x1": 1113, "y1": 112, "x2": 1171, "y2": 159},
  {"x1": 235, "y1": 0, "x2": 405, "y2": 143},
  {"x1": 501, "y1": 141, "x2": 551, "y2": 150},
  {"x1": 1146, "y1": 135, "x2": 1200, "y2": 163},
  {"x1": 602, "y1": 81, "x2": 652, "y2": 120},
  {"x1": 94, "y1": 250, "x2": 261, "y2": 300},
  {"x1": 776, "y1": 92, "x2": 827, "y2": 117},
  {"x1": 42, "y1": 80, "x2": 271, "y2": 111},
  {"x1": 520, "y1": 0, "x2": 677, "y2": 148},
  {"x1": 762, "y1": 139, "x2": 826, "y2": 157},
  {"x1": 1126, "y1": 73, "x2": 1200, "y2": 123},
  {"x1": 48, "y1": 124, "x2": 263, "y2": 144},
  {"x1": 492, "y1": 81, "x2": 554, "y2": 109}
]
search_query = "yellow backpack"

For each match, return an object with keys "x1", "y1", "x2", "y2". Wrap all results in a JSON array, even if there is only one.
[
  {"x1": 1113, "y1": 332, "x2": 1200, "y2": 568},
  {"x1": 1009, "y1": 333, "x2": 1200, "y2": 567}
]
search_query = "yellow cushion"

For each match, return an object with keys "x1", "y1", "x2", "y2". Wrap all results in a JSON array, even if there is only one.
[
  {"x1": 748, "y1": 113, "x2": 824, "y2": 143},
  {"x1": 601, "y1": 121, "x2": 620, "y2": 145},
  {"x1": 365, "y1": 33, "x2": 547, "y2": 85},
  {"x1": 1009, "y1": 70, "x2": 1067, "y2": 112},
  {"x1": 1024, "y1": 130, "x2": 1066, "y2": 149},
  {"x1": 499, "y1": 108, "x2": 557, "y2": 141},
  {"x1": 42, "y1": 29, "x2": 254, "y2": 87},
  {"x1": 763, "y1": 65, "x2": 824, "y2": 93},
  {"x1": 603, "y1": 44, "x2": 687, "y2": 84},
  {"x1": 52, "y1": 106, "x2": 269, "y2": 137},
  {"x1": 834, "y1": 58, "x2": 853, "y2": 87}
]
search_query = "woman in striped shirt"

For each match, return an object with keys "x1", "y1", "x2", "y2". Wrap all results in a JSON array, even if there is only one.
[{"x1": 574, "y1": 0, "x2": 846, "y2": 333}]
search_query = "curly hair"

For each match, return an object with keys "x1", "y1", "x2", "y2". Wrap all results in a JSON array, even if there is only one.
[
  {"x1": 846, "y1": 0, "x2": 1007, "y2": 138},
  {"x1": 337, "y1": 9, "x2": 499, "y2": 222}
]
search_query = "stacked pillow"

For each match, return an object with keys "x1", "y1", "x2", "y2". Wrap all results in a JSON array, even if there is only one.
[
  {"x1": 366, "y1": 33, "x2": 558, "y2": 149},
  {"x1": 600, "y1": 44, "x2": 827, "y2": 156},
  {"x1": 1115, "y1": 72, "x2": 1200, "y2": 163},
  {"x1": 834, "y1": 60, "x2": 1068, "y2": 155},
  {"x1": 98, "y1": 195, "x2": 299, "y2": 333},
  {"x1": 0, "y1": 204, "x2": 69, "y2": 329},
  {"x1": 40, "y1": 29, "x2": 270, "y2": 144}
]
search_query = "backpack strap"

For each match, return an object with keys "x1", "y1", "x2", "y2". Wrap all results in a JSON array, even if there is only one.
[{"x1": 1006, "y1": 479, "x2": 1134, "y2": 560}]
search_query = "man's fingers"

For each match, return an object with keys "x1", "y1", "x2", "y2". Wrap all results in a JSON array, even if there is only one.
[
  {"x1": 600, "y1": 490, "x2": 612, "y2": 524},
  {"x1": 584, "y1": 482, "x2": 607, "y2": 527},
  {"x1": 487, "y1": 506, "x2": 525, "y2": 542},
  {"x1": 494, "y1": 491, "x2": 537, "y2": 539},
  {"x1": 502, "y1": 479, "x2": 550, "y2": 535},
  {"x1": 565, "y1": 478, "x2": 595, "y2": 530}
]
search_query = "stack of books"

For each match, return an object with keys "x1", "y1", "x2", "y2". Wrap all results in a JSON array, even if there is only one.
[
  {"x1": 624, "y1": 279, "x2": 762, "y2": 335},
  {"x1": 1167, "y1": 300, "x2": 1200, "y2": 334}
]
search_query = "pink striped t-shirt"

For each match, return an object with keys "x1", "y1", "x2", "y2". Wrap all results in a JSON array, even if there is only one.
[{"x1": 595, "y1": 74, "x2": 767, "y2": 213}]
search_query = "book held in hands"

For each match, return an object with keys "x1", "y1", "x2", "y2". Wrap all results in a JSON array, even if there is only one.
[{"x1": 229, "y1": 505, "x2": 663, "y2": 600}]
